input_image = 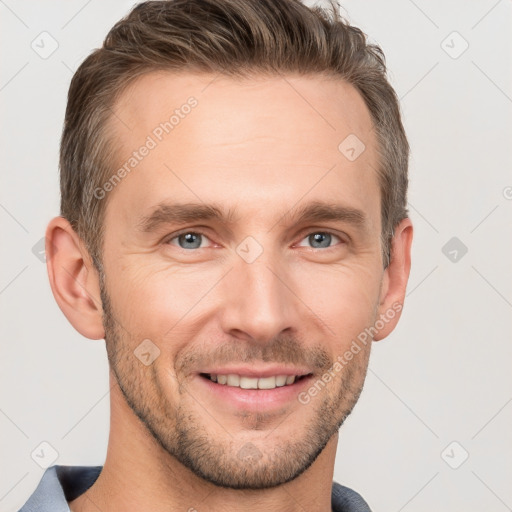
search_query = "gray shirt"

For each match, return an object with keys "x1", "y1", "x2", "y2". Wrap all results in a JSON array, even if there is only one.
[{"x1": 18, "y1": 465, "x2": 372, "y2": 512}]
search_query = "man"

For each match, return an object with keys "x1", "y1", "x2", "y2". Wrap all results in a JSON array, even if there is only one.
[{"x1": 19, "y1": 0, "x2": 412, "y2": 510}]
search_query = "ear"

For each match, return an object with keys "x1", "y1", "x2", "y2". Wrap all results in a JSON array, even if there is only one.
[
  {"x1": 45, "y1": 216, "x2": 105, "y2": 340},
  {"x1": 373, "y1": 217, "x2": 413, "y2": 341}
]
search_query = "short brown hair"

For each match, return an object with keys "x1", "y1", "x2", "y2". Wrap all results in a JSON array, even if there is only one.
[{"x1": 60, "y1": 0, "x2": 409, "y2": 270}]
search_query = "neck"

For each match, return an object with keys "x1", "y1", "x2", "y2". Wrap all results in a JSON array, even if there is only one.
[{"x1": 69, "y1": 375, "x2": 338, "y2": 512}]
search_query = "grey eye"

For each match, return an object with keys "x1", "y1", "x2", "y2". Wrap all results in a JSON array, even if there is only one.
[
  {"x1": 306, "y1": 232, "x2": 336, "y2": 249},
  {"x1": 176, "y1": 232, "x2": 204, "y2": 249}
]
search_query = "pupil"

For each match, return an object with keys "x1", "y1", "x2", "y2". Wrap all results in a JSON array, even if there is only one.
[
  {"x1": 180, "y1": 233, "x2": 201, "y2": 249},
  {"x1": 311, "y1": 233, "x2": 330, "y2": 248}
]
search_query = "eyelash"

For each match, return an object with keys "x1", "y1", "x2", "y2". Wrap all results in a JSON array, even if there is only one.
[{"x1": 164, "y1": 229, "x2": 346, "y2": 250}]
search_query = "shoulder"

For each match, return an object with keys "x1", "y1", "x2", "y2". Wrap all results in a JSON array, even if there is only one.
[
  {"x1": 331, "y1": 480, "x2": 372, "y2": 512},
  {"x1": 17, "y1": 465, "x2": 102, "y2": 512}
]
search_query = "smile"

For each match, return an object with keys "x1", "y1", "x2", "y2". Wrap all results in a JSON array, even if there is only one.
[{"x1": 200, "y1": 373, "x2": 311, "y2": 390}]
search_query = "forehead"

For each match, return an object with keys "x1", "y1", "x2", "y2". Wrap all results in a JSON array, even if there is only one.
[
  {"x1": 105, "y1": 71, "x2": 380, "y2": 231},
  {"x1": 112, "y1": 71, "x2": 375, "y2": 152}
]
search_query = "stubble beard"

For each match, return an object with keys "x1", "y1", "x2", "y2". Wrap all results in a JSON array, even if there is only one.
[{"x1": 99, "y1": 274, "x2": 371, "y2": 490}]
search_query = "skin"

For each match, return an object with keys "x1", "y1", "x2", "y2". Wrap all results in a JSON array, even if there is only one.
[{"x1": 46, "y1": 72, "x2": 413, "y2": 512}]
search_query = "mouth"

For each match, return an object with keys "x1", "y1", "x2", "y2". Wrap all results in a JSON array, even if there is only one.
[
  {"x1": 199, "y1": 372, "x2": 312, "y2": 390},
  {"x1": 194, "y1": 365, "x2": 315, "y2": 410}
]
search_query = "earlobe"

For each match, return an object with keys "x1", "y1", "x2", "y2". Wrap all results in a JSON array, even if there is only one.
[
  {"x1": 373, "y1": 217, "x2": 413, "y2": 341},
  {"x1": 45, "y1": 216, "x2": 105, "y2": 340}
]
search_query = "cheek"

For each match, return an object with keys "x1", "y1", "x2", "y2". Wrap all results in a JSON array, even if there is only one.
[
  {"x1": 107, "y1": 250, "x2": 382, "y2": 349},
  {"x1": 294, "y1": 263, "x2": 381, "y2": 339},
  {"x1": 110, "y1": 260, "x2": 224, "y2": 337}
]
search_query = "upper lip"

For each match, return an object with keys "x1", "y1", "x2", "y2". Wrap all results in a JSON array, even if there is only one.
[{"x1": 198, "y1": 365, "x2": 313, "y2": 378}]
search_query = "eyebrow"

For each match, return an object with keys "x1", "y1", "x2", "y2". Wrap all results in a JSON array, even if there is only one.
[
  {"x1": 137, "y1": 200, "x2": 369, "y2": 234},
  {"x1": 278, "y1": 200, "x2": 369, "y2": 232},
  {"x1": 137, "y1": 202, "x2": 240, "y2": 233}
]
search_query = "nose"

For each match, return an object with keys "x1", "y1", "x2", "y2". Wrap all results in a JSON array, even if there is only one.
[{"x1": 218, "y1": 246, "x2": 301, "y2": 344}]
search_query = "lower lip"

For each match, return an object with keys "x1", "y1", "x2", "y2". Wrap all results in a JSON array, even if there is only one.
[{"x1": 196, "y1": 374, "x2": 314, "y2": 410}]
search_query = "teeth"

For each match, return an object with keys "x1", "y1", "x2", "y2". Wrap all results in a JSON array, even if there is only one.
[
  {"x1": 275, "y1": 375, "x2": 287, "y2": 387},
  {"x1": 227, "y1": 374, "x2": 240, "y2": 386},
  {"x1": 207, "y1": 373, "x2": 301, "y2": 389},
  {"x1": 258, "y1": 376, "x2": 276, "y2": 389},
  {"x1": 240, "y1": 376, "x2": 258, "y2": 389}
]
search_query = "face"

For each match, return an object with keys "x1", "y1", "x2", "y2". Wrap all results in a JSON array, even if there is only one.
[{"x1": 99, "y1": 72, "x2": 385, "y2": 489}]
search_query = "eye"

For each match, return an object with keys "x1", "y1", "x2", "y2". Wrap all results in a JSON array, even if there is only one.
[
  {"x1": 164, "y1": 230, "x2": 344, "y2": 251},
  {"x1": 166, "y1": 231, "x2": 212, "y2": 250},
  {"x1": 297, "y1": 231, "x2": 343, "y2": 249}
]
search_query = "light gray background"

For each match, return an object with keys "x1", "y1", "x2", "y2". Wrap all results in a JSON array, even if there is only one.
[{"x1": 1, "y1": 1, "x2": 511, "y2": 511}]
